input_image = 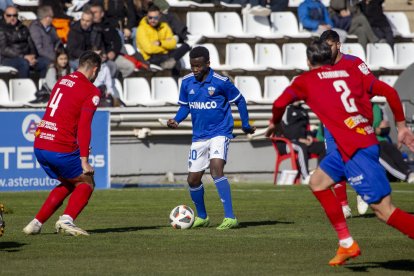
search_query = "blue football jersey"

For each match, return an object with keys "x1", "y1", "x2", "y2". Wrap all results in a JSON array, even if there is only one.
[{"x1": 178, "y1": 69, "x2": 242, "y2": 141}]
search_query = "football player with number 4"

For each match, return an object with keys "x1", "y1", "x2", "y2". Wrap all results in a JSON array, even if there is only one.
[
  {"x1": 167, "y1": 46, "x2": 256, "y2": 230},
  {"x1": 23, "y1": 51, "x2": 102, "y2": 236},
  {"x1": 266, "y1": 40, "x2": 414, "y2": 266}
]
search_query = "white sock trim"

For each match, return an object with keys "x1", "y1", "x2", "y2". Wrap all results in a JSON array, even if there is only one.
[{"x1": 339, "y1": 237, "x2": 354, "y2": 248}]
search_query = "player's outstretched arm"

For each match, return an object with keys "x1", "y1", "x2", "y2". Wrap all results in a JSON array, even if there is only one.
[{"x1": 396, "y1": 121, "x2": 414, "y2": 152}]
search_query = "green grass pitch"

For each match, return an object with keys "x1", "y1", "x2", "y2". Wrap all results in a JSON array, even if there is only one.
[{"x1": 1, "y1": 183, "x2": 414, "y2": 275}]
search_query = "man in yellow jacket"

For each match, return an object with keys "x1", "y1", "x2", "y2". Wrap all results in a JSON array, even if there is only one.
[{"x1": 136, "y1": 4, "x2": 190, "y2": 73}]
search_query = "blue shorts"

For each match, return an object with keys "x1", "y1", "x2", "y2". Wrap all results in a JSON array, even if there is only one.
[
  {"x1": 320, "y1": 145, "x2": 391, "y2": 204},
  {"x1": 34, "y1": 148, "x2": 83, "y2": 179}
]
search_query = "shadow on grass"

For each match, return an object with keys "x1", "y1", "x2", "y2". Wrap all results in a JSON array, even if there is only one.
[
  {"x1": 88, "y1": 225, "x2": 162, "y2": 234},
  {"x1": 239, "y1": 220, "x2": 294, "y2": 228},
  {"x1": 0, "y1": 241, "x2": 26, "y2": 252},
  {"x1": 346, "y1": 259, "x2": 414, "y2": 272}
]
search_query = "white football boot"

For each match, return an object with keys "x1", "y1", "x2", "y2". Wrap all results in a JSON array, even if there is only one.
[
  {"x1": 23, "y1": 219, "x2": 42, "y2": 235},
  {"x1": 356, "y1": 195, "x2": 369, "y2": 215},
  {"x1": 55, "y1": 216, "x2": 89, "y2": 236},
  {"x1": 342, "y1": 205, "x2": 352, "y2": 219}
]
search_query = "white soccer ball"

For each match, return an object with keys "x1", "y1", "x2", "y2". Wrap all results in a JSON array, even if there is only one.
[{"x1": 169, "y1": 205, "x2": 195, "y2": 229}]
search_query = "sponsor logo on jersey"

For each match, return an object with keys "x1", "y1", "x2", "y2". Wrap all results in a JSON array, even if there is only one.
[
  {"x1": 189, "y1": 89, "x2": 195, "y2": 95},
  {"x1": 214, "y1": 150, "x2": 219, "y2": 154},
  {"x1": 208, "y1": 86, "x2": 216, "y2": 96},
  {"x1": 344, "y1": 115, "x2": 368, "y2": 129},
  {"x1": 189, "y1": 101, "x2": 217, "y2": 109},
  {"x1": 358, "y1": 63, "x2": 370, "y2": 75},
  {"x1": 348, "y1": 174, "x2": 364, "y2": 185},
  {"x1": 22, "y1": 114, "x2": 41, "y2": 142},
  {"x1": 92, "y1": 95, "x2": 100, "y2": 106}
]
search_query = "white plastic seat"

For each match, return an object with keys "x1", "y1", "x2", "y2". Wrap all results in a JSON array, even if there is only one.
[
  {"x1": 151, "y1": 77, "x2": 179, "y2": 105},
  {"x1": 38, "y1": 78, "x2": 45, "y2": 90},
  {"x1": 114, "y1": 78, "x2": 124, "y2": 102},
  {"x1": 0, "y1": 66, "x2": 18, "y2": 73},
  {"x1": 385, "y1": 12, "x2": 414, "y2": 38},
  {"x1": 181, "y1": 43, "x2": 225, "y2": 70},
  {"x1": 282, "y1": 43, "x2": 308, "y2": 70},
  {"x1": 18, "y1": 11, "x2": 37, "y2": 20},
  {"x1": 271, "y1": 12, "x2": 312, "y2": 38},
  {"x1": 13, "y1": 0, "x2": 38, "y2": 6},
  {"x1": 186, "y1": 12, "x2": 224, "y2": 38},
  {"x1": 215, "y1": 12, "x2": 252, "y2": 38},
  {"x1": 9, "y1": 78, "x2": 37, "y2": 104},
  {"x1": 366, "y1": 43, "x2": 399, "y2": 70},
  {"x1": 123, "y1": 77, "x2": 163, "y2": 106},
  {"x1": 394, "y1": 43, "x2": 414, "y2": 68},
  {"x1": 167, "y1": 0, "x2": 214, "y2": 7},
  {"x1": 255, "y1": 43, "x2": 293, "y2": 70},
  {"x1": 0, "y1": 79, "x2": 21, "y2": 107},
  {"x1": 243, "y1": 14, "x2": 282, "y2": 39},
  {"x1": 288, "y1": 0, "x2": 304, "y2": 7},
  {"x1": 340, "y1": 43, "x2": 366, "y2": 62},
  {"x1": 234, "y1": 76, "x2": 266, "y2": 104},
  {"x1": 225, "y1": 43, "x2": 265, "y2": 70},
  {"x1": 124, "y1": 43, "x2": 137, "y2": 55},
  {"x1": 264, "y1": 76, "x2": 290, "y2": 103}
]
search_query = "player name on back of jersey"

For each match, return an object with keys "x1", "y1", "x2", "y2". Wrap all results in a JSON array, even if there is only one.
[
  {"x1": 317, "y1": 70, "x2": 349, "y2": 79},
  {"x1": 59, "y1": 78, "x2": 75, "y2": 87}
]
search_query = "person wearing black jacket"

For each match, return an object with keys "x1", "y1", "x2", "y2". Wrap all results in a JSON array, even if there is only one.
[
  {"x1": 360, "y1": 0, "x2": 394, "y2": 46},
  {"x1": 0, "y1": 6, "x2": 49, "y2": 77},
  {"x1": 90, "y1": 3, "x2": 134, "y2": 77},
  {"x1": 280, "y1": 101, "x2": 326, "y2": 183}
]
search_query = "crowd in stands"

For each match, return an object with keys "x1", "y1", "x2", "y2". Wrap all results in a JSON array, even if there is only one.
[{"x1": 0, "y1": 0, "x2": 408, "y2": 106}]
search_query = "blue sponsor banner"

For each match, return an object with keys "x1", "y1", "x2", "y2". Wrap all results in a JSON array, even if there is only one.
[{"x1": 0, "y1": 110, "x2": 110, "y2": 191}]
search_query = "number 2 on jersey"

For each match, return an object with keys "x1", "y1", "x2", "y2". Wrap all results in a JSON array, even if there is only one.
[
  {"x1": 48, "y1": 88, "x2": 63, "y2": 117},
  {"x1": 333, "y1": 80, "x2": 358, "y2": 113}
]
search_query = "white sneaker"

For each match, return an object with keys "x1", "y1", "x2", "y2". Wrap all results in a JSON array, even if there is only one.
[
  {"x1": 356, "y1": 195, "x2": 369, "y2": 215},
  {"x1": 23, "y1": 219, "x2": 42, "y2": 235},
  {"x1": 407, "y1": 172, "x2": 414, "y2": 184},
  {"x1": 55, "y1": 216, "x2": 89, "y2": 236},
  {"x1": 342, "y1": 205, "x2": 352, "y2": 219}
]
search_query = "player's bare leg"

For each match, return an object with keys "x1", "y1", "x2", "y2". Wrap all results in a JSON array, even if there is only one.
[
  {"x1": 188, "y1": 171, "x2": 210, "y2": 228},
  {"x1": 55, "y1": 173, "x2": 94, "y2": 236},
  {"x1": 310, "y1": 168, "x2": 360, "y2": 266},
  {"x1": 370, "y1": 195, "x2": 414, "y2": 238}
]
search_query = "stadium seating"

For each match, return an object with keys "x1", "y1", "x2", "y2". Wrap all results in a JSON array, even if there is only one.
[
  {"x1": 215, "y1": 12, "x2": 252, "y2": 38},
  {"x1": 9, "y1": 78, "x2": 37, "y2": 105},
  {"x1": 340, "y1": 43, "x2": 366, "y2": 62},
  {"x1": 168, "y1": 0, "x2": 214, "y2": 7},
  {"x1": 243, "y1": 14, "x2": 282, "y2": 39},
  {"x1": 123, "y1": 77, "x2": 160, "y2": 106},
  {"x1": 181, "y1": 43, "x2": 224, "y2": 70},
  {"x1": 12, "y1": 0, "x2": 38, "y2": 6},
  {"x1": 366, "y1": 43, "x2": 398, "y2": 70},
  {"x1": 385, "y1": 12, "x2": 414, "y2": 38},
  {"x1": 234, "y1": 76, "x2": 269, "y2": 104},
  {"x1": 0, "y1": 66, "x2": 18, "y2": 74},
  {"x1": 151, "y1": 77, "x2": 179, "y2": 105},
  {"x1": 225, "y1": 43, "x2": 265, "y2": 70},
  {"x1": 0, "y1": 79, "x2": 21, "y2": 107},
  {"x1": 254, "y1": 43, "x2": 292, "y2": 70},
  {"x1": 263, "y1": 76, "x2": 290, "y2": 102},
  {"x1": 282, "y1": 43, "x2": 308, "y2": 70},
  {"x1": 18, "y1": 11, "x2": 37, "y2": 21},
  {"x1": 114, "y1": 78, "x2": 124, "y2": 102},
  {"x1": 394, "y1": 43, "x2": 414, "y2": 68},
  {"x1": 271, "y1": 12, "x2": 312, "y2": 38},
  {"x1": 378, "y1": 75, "x2": 399, "y2": 87},
  {"x1": 186, "y1": 12, "x2": 225, "y2": 38}
]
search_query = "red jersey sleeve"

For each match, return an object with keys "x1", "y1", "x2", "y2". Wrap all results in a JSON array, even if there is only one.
[
  {"x1": 370, "y1": 80, "x2": 405, "y2": 122},
  {"x1": 78, "y1": 88, "x2": 100, "y2": 157}
]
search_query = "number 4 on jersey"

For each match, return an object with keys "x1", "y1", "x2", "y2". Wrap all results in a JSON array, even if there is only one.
[{"x1": 49, "y1": 88, "x2": 63, "y2": 117}]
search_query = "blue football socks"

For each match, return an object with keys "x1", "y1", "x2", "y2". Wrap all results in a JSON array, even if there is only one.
[
  {"x1": 214, "y1": 176, "x2": 235, "y2": 219},
  {"x1": 189, "y1": 183, "x2": 207, "y2": 219}
]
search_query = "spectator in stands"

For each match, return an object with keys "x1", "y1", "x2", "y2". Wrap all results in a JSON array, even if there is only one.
[
  {"x1": 93, "y1": 48, "x2": 119, "y2": 107},
  {"x1": 0, "y1": 6, "x2": 49, "y2": 78},
  {"x1": 298, "y1": 0, "x2": 347, "y2": 42},
  {"x1": 66, "y1": 10, "x2": 103, "y2": 70},
  {"x1": 32, "y1": 48, "x2": 71, "y2": 103},
  {"x1": 136, "y1": 4, "x2": 190, "y2": 74},
  {"x1": 329, "y1": 0, "x2": 380, "y2": 47},
  {"x1": 40, "y1": 0, "x2": 73, "y2": 43},
  {"x1": 29, "y1": 6, "x2": 63, "y2": 66},
  {"x1": 360, "y1": 0, "x2": 394, "y2": 46},
  {"x1": 373, "y1": 103, "x2": 414, "y2": 183},
  {"x1": 89, "y1": 0, "x2": 136, "y2": 42},
  {"x1": 90, "y1": 3, "x2": 135, "y2": 77},
  {"x1": 279, "y1": 101, "x2": 326, "y2": 184}
]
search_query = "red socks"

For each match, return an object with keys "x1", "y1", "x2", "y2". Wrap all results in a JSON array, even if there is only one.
[
  {"x1": 313, "y1": 189, "x2": 351, "y2": 240},
  {"x1": 63, "y1": 183, "x2": 93, "y2": 220},
  {"x1": 333, "y1": 181, "x2": 348, "y2": 206},
  {"x1": 387, "y1": 208, "x2": 414, "y2": 239},
  {"x1": 35, "y1": 182, "x2": 74, "y2": 223}
]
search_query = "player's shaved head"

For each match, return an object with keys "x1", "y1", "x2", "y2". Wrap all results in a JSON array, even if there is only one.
[
  {"x1": 190, "y1": 46, "x2": 210, "y2": 63},
  {"x1": 307, "y1": 40, "x2": 332, "y2": 66}
]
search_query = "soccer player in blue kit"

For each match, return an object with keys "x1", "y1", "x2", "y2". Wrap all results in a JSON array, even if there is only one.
[{"x1": 167, "y1": 46, "x2": 256, "y2": 230}]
